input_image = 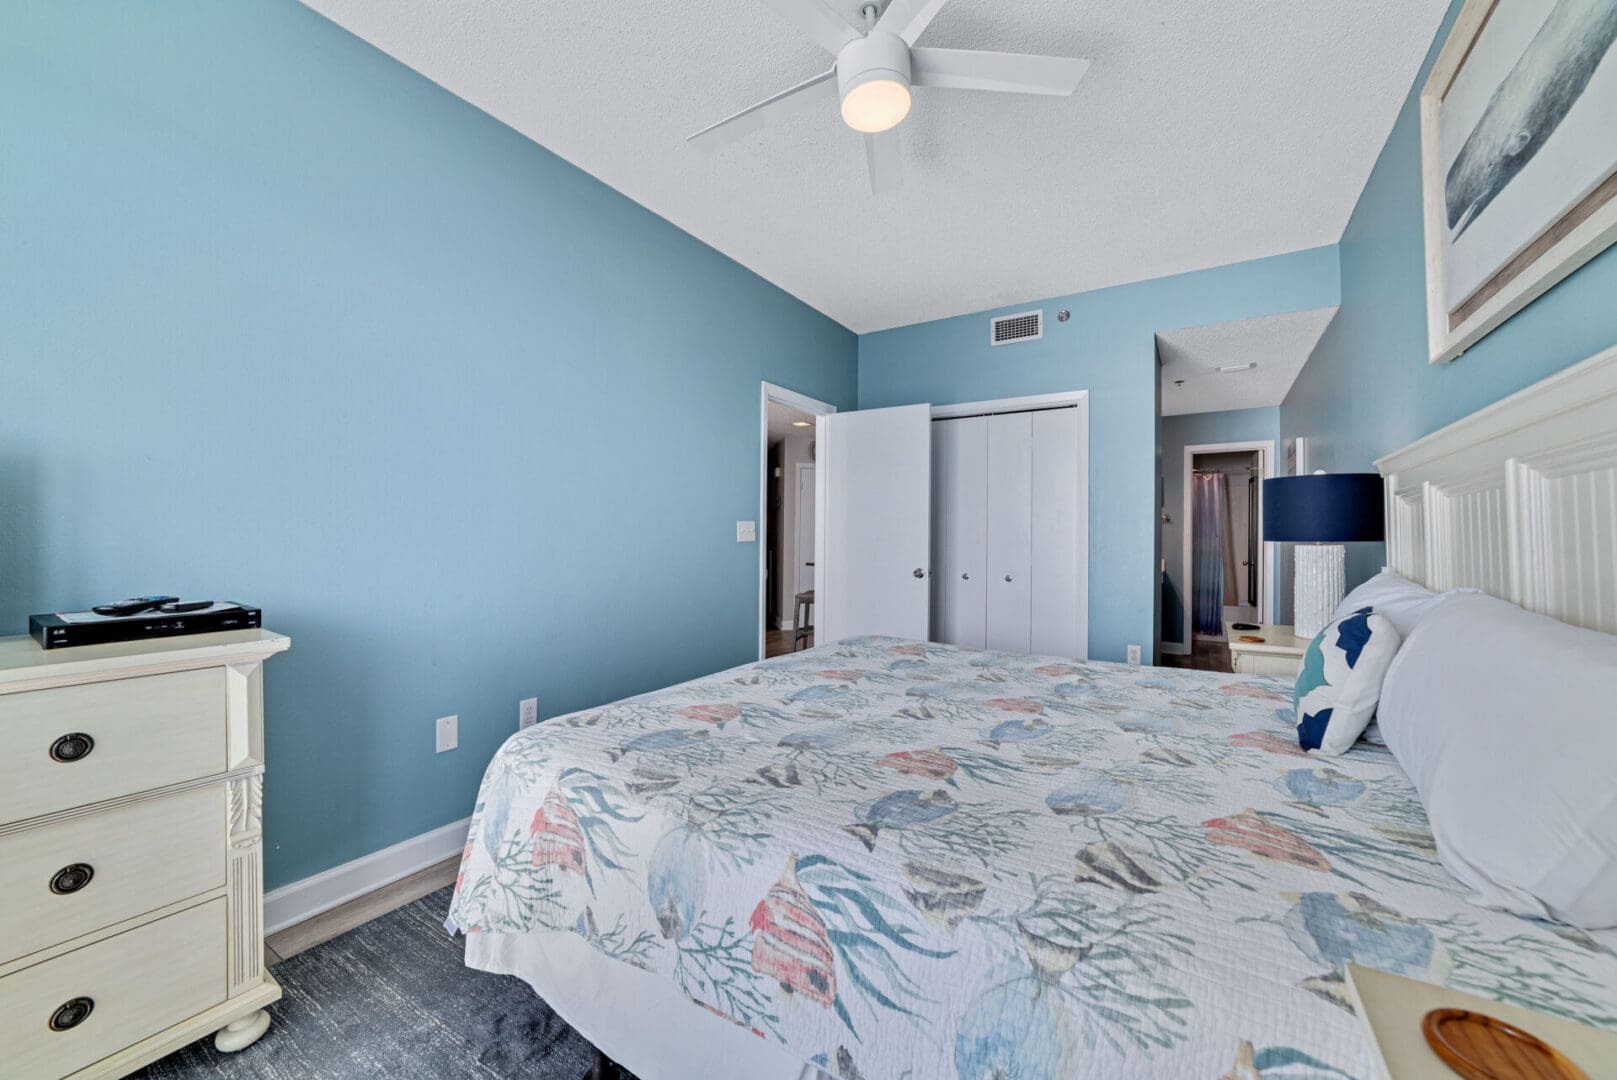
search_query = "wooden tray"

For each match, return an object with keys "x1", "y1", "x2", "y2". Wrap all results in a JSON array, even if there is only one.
[{"x1": 1423, "y1": 1008, "x2": 1589, "y2": 1080}]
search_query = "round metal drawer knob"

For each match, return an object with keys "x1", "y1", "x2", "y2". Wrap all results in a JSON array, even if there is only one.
[
  {"x1": 49, "y1": 997, "x2": 94, "y2": 1032},
  {"x1": 50, "y1": 863, "x2": 95, "y2": 896},
  {"x1": 961, "y1": 572, "x2": 970, "y2": 580},
  {"x1": 49, "y1": 733, "x2": 95, "y2": 763},
  {"x1": 1004, "y1": 574, "x2": 1014, "y2": 582}
]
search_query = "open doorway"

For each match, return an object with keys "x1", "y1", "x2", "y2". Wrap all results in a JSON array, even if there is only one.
[
  {"x1": 1154, "y1": 307, "x2": 1336, "y2": 666},
  {"x1": 1173, "y1": 439, "x2": 1274, "y2": 671},
  {"x1": 759, "y1": 383, "x2": 836, "y2": 660},
  {"x1": 1191, "y1": 450, "x2": 1263, "y2": 635}
]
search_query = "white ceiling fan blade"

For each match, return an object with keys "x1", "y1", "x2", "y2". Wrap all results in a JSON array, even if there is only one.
[
  {"x1": 756, "y1": 0, "x2": 863, "y2": 55},
  {"x1": 874, "y1": 0, "x2": 951, "y2": 45},
  {"x1": 688, "y1": 69, "x2": 837, "y2": 151},
  {"x1": 910, "y1": 48, "x2": 1090, "y2": 95},
  {"x1": 863, "y1": 130, "x2": 903, "y2": 195}
]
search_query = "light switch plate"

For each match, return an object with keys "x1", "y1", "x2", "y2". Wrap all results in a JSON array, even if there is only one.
[
  {"x1": 1126, "y1": 645, "x2": 1142, "y2": 666},
  {"x1": 736, "y1": 520, "x2": 757, "y2": 542},
  {"x1": 519, "y1": 697, "x2": 539, "y2": 730},
  {"x1": 435, "y1": 715, "x2": 458, "y2": 753}
]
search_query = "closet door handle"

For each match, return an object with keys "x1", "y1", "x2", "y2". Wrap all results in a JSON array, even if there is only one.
[
  {"x1": 913, "y1": 568, "x2": 925, "y2": 579},
  {"x1": 1004, "y1": 574, "x2": 1014, "y2": 583},
  {"x1": 961, "y1": 573, "x2": 970, "y2": 580}
]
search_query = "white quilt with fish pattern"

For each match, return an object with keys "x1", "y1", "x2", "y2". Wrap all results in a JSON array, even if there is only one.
[{"x1": 449, "y1": 637, "x2": 1617, "y2": 1079}]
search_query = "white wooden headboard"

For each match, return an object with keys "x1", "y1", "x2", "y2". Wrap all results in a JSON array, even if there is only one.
[{"x1": 1376, "y1": 343, "x2": 1617, "y2": 635}]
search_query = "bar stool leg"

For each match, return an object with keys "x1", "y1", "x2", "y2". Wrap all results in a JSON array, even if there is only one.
[{"x1": 793, "y1": 591, "x2": 813, "y2": 651}]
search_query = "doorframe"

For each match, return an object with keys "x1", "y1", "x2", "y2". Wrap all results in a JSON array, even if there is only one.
[
  {"x1": 760, "y1": 382, "x2": 836, "y2": 660},
  {"x1": 1169, "y1": 439, "x2": 1275, "y2": 655},
  {"x1": 793, "y1": 462, "x2": 816, "y2": 600}
]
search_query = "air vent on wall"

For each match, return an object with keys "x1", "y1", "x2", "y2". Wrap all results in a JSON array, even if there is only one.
[{"x1": 991, "y1": 309, "x2": 1043, "y2": 346}]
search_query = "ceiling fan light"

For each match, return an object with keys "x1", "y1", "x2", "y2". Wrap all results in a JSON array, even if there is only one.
[{"x1": 840, "y1": 77, "x2": 912, "y2": 133}]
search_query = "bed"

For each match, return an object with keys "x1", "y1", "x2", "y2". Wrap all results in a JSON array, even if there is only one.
[
  {"x1": 449, "y1": 346, "x2": 1617, "y2": 1080},
  {"x1": 448, "y1": 637, "x2": 1617, "y2": 1079}
]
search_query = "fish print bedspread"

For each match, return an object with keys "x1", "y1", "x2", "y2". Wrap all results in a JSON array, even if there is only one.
[{"x1": 449, "y1": 638, "x2": 1617, "y2": 1080}]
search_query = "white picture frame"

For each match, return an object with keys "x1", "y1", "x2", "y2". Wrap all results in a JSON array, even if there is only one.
[{"x1": 1421, "y1": 0, "x2": 1617, "y2": 365}]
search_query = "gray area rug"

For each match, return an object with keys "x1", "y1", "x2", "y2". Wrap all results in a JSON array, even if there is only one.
[{"x1": 132, "y1": 886, "x2": 637, "y2": 1079}]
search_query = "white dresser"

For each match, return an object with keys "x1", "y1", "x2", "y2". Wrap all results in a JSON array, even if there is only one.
[{"x1": 0, "y1": 629, "x2": 289, "y2": 1079}]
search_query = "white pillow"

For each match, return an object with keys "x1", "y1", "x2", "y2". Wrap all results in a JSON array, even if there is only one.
[
  {"x1": 1293, "y1": 608, "x2": 1402, "y2": 755},
  {"x1": 1378, "y1": 591, "x2": 1617, "y2": 929},
  {"x1": 1332, "y1": 569, "x2": 1444, "y2": 638}
]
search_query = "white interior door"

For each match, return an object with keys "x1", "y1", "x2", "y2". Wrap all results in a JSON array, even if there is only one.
[
  {"x1": 816, "y1": 405, "x2": 932, "y2": 645},
  {"x1": 795, "y1": 464, "x2": 816, "y2": 595},
  {"x1": 985, "y1": 412, "x2": 1033, "y2": 653},
  {"x1": 1030, "y1": 407, "x2": 1086, "y2": 658},
  {"x1": 931, "y1": 417, "x2": 987, "y2": 648}
]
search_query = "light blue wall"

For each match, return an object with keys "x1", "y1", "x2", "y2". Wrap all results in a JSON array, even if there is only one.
[
  {"x1": 1159, "y1": 408, "x2": 1281, "y2": 647},
  {"x1": 0, "y1": 3, "x2": 857, "y2": 889},
  {"x1": 1281, "y1": 0, "x2": 1617, "y2": 592},
  {"x1": 858, "y1": 248, "x2": 1340, "y2": 664}
]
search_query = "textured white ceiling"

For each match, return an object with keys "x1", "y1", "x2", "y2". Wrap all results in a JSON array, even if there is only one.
[
  {"x1": 767, "y1": 399, "x2": 816, "y2": 443},
  {"x1": 299, "y1": 0, "x2": 1448, "y2": 333},
  {"x1": 1157, "y1": 306, "x2": 1337, "y2": 417}
]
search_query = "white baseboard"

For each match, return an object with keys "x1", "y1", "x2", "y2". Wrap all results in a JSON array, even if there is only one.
[{"x1": 264, "y1": 816, "x2": 470, "y2": 936}]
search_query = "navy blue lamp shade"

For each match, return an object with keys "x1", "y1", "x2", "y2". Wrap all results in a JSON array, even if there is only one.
[{"x1": 1262, "y1": 474, "x2": 1385, "y2": 543}]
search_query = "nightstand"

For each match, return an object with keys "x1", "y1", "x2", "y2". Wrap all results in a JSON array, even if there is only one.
[
  {"x1": 1225, "y1": 622, "x2": 1310, "y2": 676},
  {"x1": 1346, "y1": 964, "x2": 1617, "y2": 1079}
]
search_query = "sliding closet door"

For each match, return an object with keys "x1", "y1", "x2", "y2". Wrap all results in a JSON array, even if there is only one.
[
  {"x1": 931, "y1": 417, "x2": 987, "y2": 649},
  {"x1": 985, "y1": 412, "x2": 1033, "y2": 653},
  {"x1": 1030, "y1": 407, "x2": 1086, "y2": 658}
]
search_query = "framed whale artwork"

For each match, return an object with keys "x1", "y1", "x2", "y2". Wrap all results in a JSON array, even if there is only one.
[{"x1": 1421, "y1": 0, "x2": 1617, "y2": 364}]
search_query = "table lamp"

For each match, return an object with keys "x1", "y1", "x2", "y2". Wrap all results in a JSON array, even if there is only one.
[{"x1": 1262, "y1": 472, "x2": 1385, "y2": 638}]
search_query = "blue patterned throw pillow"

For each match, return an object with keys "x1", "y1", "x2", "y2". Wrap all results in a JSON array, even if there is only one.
[{"x1": 1293, "y1": 606, "x2": 1403, "y2": 755}]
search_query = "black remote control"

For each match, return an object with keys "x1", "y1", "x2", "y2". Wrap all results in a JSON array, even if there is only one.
[
  {"x1": 92, "y1": 595, "x2": 179, "y2": 617},
  {"x1": 159, "y1": 600, "x2": 221, "y2": 614}
]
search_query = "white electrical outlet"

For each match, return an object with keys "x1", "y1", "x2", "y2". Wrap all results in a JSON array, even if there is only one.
[
  {"x1": 435, "y1": 715, "x2": 458, "y2": 753},
  {"x1": 519, "y1": 697, "x2": 539, "y2": 730},
  {"x1": 736, "y1": 520, "x2": 757, "y2": 543},
  {"x1": 1127, "y1": 645, "x2": 1142, "y2": 666}
]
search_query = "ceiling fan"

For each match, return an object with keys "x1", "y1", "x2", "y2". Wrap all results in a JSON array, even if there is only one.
[{"x1": 688, "y1": 0, "x2": 1091, "y2": 194}]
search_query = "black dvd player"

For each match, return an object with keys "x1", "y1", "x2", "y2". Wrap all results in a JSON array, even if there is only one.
[{"x1": 30, "y1": 603, "x2": 262, "y2": 650}]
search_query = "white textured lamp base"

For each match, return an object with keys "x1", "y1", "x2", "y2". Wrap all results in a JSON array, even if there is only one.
[{"x1": 1294, "y1": 544, "x2": 1345, "y2": 639}]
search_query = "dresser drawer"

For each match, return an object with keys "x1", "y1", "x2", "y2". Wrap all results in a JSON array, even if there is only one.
[
  {"x1": 0, "y1": 668, "x2": 226, "y2": 824},
  {"x1": 0, "y1": 785, "x2": 226, "y2": 964},
  {"x1": 0, "y1": 898, "x2": 225, "y2": 1079}
]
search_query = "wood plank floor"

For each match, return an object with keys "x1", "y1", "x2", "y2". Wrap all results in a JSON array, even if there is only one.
[
  {"x1": 1158, "y1": 638, "x2": 1233, "y2": 673},
  {"x1": 765, "y1": 627, "x2": 811, "y2": 657},
  {"x1": 265, "y1": 857, "x2": 460, "y2": 964}
]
